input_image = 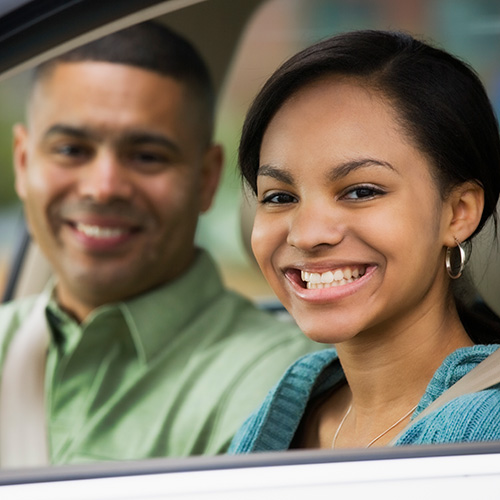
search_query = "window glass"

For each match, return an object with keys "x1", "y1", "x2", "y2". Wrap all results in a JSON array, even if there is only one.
[
  {"x1": 0, "y1": 70, "x2": 30, "y2": 295},
  {"x1": 197, "y1": 0, "x2": 500, "y2": 302},
  {"x1": 0, "y1": 0, "x2": 499, "y2": 304}
]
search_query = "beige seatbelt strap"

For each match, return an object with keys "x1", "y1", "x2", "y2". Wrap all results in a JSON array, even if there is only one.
[
  {"x1": 0, "y1": 295, "x2": 50, "y2": 467},
  {"x1": 390, "y1": 347, "x2": 500, "y2": 445}
]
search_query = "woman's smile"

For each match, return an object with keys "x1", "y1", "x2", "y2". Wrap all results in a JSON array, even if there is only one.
[
  {"x1": 300, "y1": 266, "x2": 366, "y2": 289},
  {"x1": 283, "y1": 263, "x2": 376, "y2": 303}
]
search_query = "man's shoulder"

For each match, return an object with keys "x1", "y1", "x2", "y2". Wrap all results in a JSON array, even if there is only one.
[
  {"x1": 218, "y1": 288, "x2": 293, "y2": 328},
  {"x1": 192, "y1": 251, "x2": 302, "y2": 339},
  {"x1": 0, "y1": 295, "x2": 40, "y2": 350},
  {"x1": 213, "y1": 289, "x2": 314, "y2": 347},
  {"x1": 0, "y1": 295, "x2": 39, "y2": 324}
]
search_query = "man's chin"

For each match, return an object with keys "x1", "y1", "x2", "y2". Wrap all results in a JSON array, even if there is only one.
[{"x1": 57, "y1": 271, "x2": 147, "y2": 307}]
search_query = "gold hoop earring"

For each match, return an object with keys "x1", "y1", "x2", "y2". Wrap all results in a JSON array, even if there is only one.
[{"x1": 445, "y1": 238, "x2": 465, "y2": 279}]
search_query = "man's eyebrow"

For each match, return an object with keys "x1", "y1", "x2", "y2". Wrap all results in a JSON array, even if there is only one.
[
  {"x1": 327, "y1": 158, "x2": 397, "y2": 182},
  {"x1": 44, "y1": 124, "x2": 96, "y2": 141},
  {"x1": 43, "y1": 125, "x2": 181, "y2": 153},
  {"x1": 257, "y1": 164, "x2": 295, "y2": 185},
  {"x1": 121, "y1": 132, "x2": 181, "y2": 154}
]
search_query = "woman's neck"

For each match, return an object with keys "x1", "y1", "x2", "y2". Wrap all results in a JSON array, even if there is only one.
[
  {"x1": 336, "y1": 300, "x2": 473, "y2": 411},
  {"x1": 299, "y1": 301, "x2": 474, "y2": 449}
]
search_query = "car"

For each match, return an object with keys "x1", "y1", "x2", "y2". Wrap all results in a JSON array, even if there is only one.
[{"x1": 0, "y1": 0, "x2": 500, "y2": 497}]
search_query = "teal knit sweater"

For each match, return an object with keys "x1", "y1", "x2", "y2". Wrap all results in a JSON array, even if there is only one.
[{"x1": 229, "y1": 344, "x2": 500, "y2": 453}]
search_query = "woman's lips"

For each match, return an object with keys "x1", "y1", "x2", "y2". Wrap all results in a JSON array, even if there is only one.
[
  {"x1": 300, "y1": 266, "x2": 367, "y2": 289},
  {"x1": 284, "y1": 264, "x2": 376, "y2": 301},
  {"x1": 285, "y1": 265, "x2": 368, "y2": 289}
]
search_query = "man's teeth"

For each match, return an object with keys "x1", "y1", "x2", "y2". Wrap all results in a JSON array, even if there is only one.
[
  {"x1": 301, "y1": 267, "x2": 365, "y2": 289},
  {"x1": 76, "y1": 223, "x2": 126, "y2": 239}
]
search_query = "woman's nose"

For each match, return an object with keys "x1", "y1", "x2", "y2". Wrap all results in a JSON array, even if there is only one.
[{"x1": 286, "y1": 201, "x2": 345, "y2": 251}]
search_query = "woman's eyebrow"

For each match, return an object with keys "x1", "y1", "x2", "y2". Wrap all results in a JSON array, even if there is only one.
[
  {"x1": 327, "y1": 158, "x2": 397, "y2": 182},
  {"x1": 257, "y1": 164, "x2": 294, "y2": 184}
]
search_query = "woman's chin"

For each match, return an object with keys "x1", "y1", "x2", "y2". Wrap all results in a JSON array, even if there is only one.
[{"x1": 298, "y1": 322, "x2": 358, "y2": 345}]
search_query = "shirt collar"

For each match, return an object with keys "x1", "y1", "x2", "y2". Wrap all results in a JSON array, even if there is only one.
[
  {"x1": 45, "y1": 249, "x2": 225, "y2": 365},
  {"x1": 118, "y1": 248, "x2": 224, "y2": 364}
]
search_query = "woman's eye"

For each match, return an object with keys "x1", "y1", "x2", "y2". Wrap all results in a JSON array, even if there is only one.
[
  {"x1": 261, "y1": 192, "x2": 297, "y2": 204},
  {"x1": 342, "y1": 185, "x2": 384, "y2": 200}
]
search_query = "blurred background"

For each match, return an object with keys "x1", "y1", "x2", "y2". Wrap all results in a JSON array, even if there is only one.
[{"x1": 1, "y1": 0, "x2": 499, "y2": 301}]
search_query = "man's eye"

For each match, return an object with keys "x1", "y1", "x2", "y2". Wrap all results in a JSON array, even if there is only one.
[
  {"x1": 260, "y1": 192, "x2": 298, "y2": 204},
  {"x1": 128, "y1": 150, "x2": 172, "y2": 171},
  {"x1": 342, "y1": 185, "x2": 385, "y2": 200},
  {"x1": 54, "y1": 144, "x2": 88, "y2": 157},
  {"x1": 134, "y1": 151, "x2": 166, "y2": 163}
]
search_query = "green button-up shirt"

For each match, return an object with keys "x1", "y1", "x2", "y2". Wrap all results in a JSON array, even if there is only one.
[{"x1": 0, "y1": 250, "x2": 319, "y2": 464}]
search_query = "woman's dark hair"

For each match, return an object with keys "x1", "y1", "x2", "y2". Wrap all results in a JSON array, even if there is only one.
[
  {"x1": 239, "y1": 30, "x2": 500, "y2": 342},
  {"x1": 239, "y1": 30, "x2": 500, "y2": 238}
]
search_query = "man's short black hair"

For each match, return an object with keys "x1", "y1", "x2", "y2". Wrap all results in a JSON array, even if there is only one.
[{"x1": 34, "y1": 21, "x2": 215, "y2": 142}]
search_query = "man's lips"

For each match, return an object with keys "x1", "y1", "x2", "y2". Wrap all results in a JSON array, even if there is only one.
[
  {"x1": 71, "y1": 221, "x2": 138, "y2": 239},
  {"x1": 58, "y1": 201, "x2": 144, "y2": 230},
  {"x1": 56, "y1": 201, "x2": 146, "y2": 250},
  {"x1": 64, "y1": 220, "x2": 142, "y2": 251}
]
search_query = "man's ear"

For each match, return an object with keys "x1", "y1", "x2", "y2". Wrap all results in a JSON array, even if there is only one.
[
  {"x1": 13, "y1": 123, "x2": 29, "y2": 201},
  {"x1": 199, "y1": 143, "x2": 223, "y2": 213},
  {"x1": 443, "y1": 181, "x2": 484, "y2": 246}
]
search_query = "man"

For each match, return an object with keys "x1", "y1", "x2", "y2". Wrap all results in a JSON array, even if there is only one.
[{"x1": 0, "y1": 22, "x2": 318, "y2": 466}]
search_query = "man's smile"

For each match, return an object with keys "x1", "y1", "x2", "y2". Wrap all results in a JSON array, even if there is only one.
[
  {"x1": 74, "y1": 222, "x2": 132, "y2": 239},
  {"x1": 63, "y1": 219, "x2": 143, "y2": 252}
]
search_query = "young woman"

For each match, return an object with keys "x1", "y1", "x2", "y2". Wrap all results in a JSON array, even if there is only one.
[{"x1": 230, "y1": 30, "x2": 500, "y2": 452}]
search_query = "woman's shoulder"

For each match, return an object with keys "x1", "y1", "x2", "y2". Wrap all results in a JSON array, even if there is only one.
[
  {"x1": 437, "y1": 344, "x2": 500, "y2": 382},
  {"x1": 398, "y1": 386, "x2": 500, "y2": 445},
  {"x1": 397, "y1": 344, "x2": 500, "y2": 445},
  {"x1": 229, "y1": 347, "x2": 340, "y2": 453},
  {"x1": 417, "y1": 344, "x2": 500, "y2": 409}
]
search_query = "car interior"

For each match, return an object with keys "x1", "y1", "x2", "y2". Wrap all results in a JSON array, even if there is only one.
[{"x1": 0, "y1": 0, "x2": 500, "y2": 497}]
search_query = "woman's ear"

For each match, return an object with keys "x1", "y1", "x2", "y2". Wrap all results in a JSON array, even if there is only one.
[{"x1": 443, "y1": 181, "x2": 484, "y2": 246}]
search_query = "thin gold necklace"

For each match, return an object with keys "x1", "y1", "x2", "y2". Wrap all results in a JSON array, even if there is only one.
[{"x1": 331, "y1": 403, "x2": 418, "y2": 449}]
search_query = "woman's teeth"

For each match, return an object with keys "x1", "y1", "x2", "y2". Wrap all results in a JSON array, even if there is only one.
[{"x1": 301, "y1": 267, "x2": 365, "y2": 289}]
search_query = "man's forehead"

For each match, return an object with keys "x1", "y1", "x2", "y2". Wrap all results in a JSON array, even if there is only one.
[
  {"x1": 28, "y1": 59, "x2": 211, "y2": 145},
  {"x1": 28, "y1": 61, "x2": 189, "y2": 122},
  {"x1": 34, "y1": 60, "x2": 186, "y2": 94}
]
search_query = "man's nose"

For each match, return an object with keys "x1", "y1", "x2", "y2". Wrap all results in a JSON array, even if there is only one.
[
  {"x1": 78, "y1": 152, "x2": 133, "y2": 202},
  {"x1": 286, "y1": 200, "x2": 345, "y2": 251}
]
